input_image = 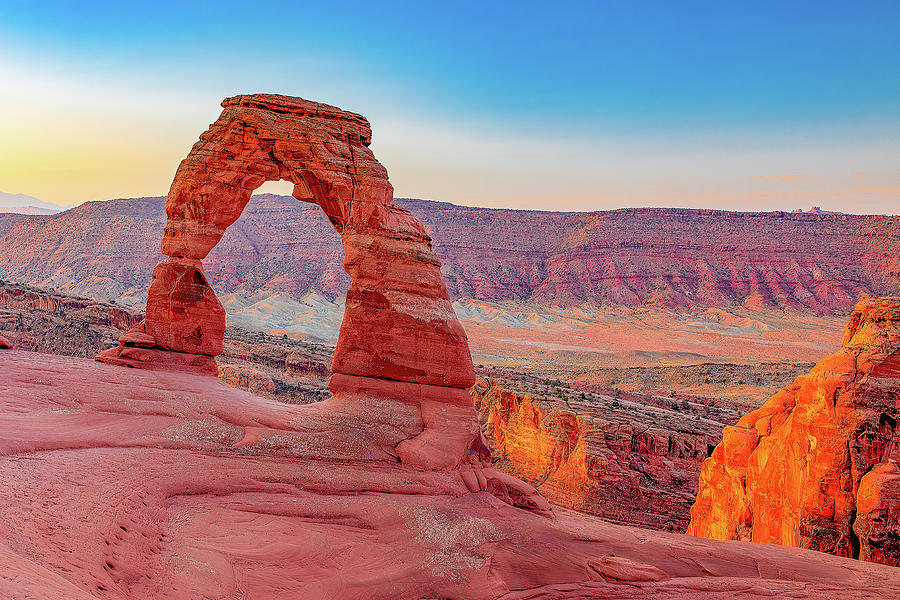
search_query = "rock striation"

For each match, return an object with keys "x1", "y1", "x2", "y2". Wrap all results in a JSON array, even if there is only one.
[
  {"x1": 3, "y1": 195, "x2": 900, "y2": 315},
  {"x1": 97, "y1": 94, "x2": 477, "y2": 469},
  {"x1": 472, "y1": 378, "x2": 727, "y2": 532},
  {"x1": 688, "y1": 297, "x2": 900, "y2": 565}
]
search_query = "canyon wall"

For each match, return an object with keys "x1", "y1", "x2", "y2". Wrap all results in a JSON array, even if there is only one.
[
  {"x1": 688, "y1": 297, "x2": 900, "y2": 565},
  {"x1": 2, "y1": 195, "x2": 899, "y2": 313},
  {"x1": 472, "y1": 378, "x2": 727, "y2": 531}
]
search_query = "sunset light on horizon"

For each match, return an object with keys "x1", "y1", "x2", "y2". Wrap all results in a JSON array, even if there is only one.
[{"x1": 1, "y1": 1, "x2": 898, "y2": 213}]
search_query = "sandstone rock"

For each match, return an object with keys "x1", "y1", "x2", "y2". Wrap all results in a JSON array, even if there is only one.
[
  {"x1": 3, "y1": 350, "x2": 899, "y2": 599},
  {"x1": 143, "y1": 258, "x2": 225, "y2": 356},
  {"x1": 95, "y1": 344, "x2": 219, "y2": 376},
  {"x1": 99, "y1": 94, "x2": 473, "y2": 390},
  {"x1": 855, "y1": 460, "x2": 900, "y2": 566},
  {"x1": 117, "y1": 322, "x2": 156, "y2": 348},
  {"x1": 472, "y1": 378, "x2": 722, "y2": 531},
  {"x1": 689, "y1": 297, "x2": 900, "y2": 565},
  {"x1": 95, "y1": 93, "x2": 477, "y2": 467},
  {"x1": 0, "y1": 333, "x2": 11, "y2": 349},
  {"x1": 217, "y1": 363, "x2": 276, "y2": 396}
]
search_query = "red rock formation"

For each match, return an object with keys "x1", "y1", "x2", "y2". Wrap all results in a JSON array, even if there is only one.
[
  {"x1": 97, "y1": 94, "x2": 476, "y2": 469},
  {"x1": 472, "y1": 379, "x2": 724, "y2": 531},
  {"x1": 217, "y1": 363, "x2": 276, "y2": 396},
  {"x1": 855, "y1": 460, "x2": 900, "y2": 565},
  {"x1": 474, "y1": 380, "x2": 590, "y2": 502},
  {"x1": 142, "y1": 258, "x2": 225, "y2": 356},
  {"x1": 0, "y1": 333, "x2": 11, "y2": 349},
  {"x1": 2, "y1": 349, "x2": 899, "y2": 599},
  {"x1": 97, "y1": 95, "x2": 472, "y2": 388},
  {"x1": 689, "y1": 297, "x2": 900, "y2": 565}
]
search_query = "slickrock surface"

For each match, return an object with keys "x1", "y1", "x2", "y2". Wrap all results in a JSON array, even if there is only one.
[
  {"x1": 1, "y1": 194, "x2": 899, "y2": 314},
  {"x1": 2, "y1": 350, "x2": 899, "y2": 599},
  {"x1": 689, "y1": 297, "x2": 900, "y2": 566}
]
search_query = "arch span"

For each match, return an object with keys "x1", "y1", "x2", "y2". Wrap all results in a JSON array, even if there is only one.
[{"x1": 98, "y1": 94, "x2": 474, "y2": 389}]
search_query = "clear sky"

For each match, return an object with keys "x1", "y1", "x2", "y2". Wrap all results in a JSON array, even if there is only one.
[{"x1": 1, "y1": 1, "x2": 898, "y2": 213}]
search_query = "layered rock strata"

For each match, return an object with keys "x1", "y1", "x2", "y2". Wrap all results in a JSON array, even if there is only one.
[
  {"x1": 472, "y1": 378, "x2": 725, "y2": 531},
  {"x1": 4, "y1": 194, "x2": 900, "y2": 314},
  {"x1": 96, "y1": 94, "x2": 477, "y2": 468},
  {"x1": 688, "y1": 297, "x2": 900, "y2": 565}
]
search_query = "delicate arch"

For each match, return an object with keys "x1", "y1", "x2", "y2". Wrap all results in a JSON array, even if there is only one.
[{"x1": 98, "y1": 94, "x2": 474, "y2": 389}]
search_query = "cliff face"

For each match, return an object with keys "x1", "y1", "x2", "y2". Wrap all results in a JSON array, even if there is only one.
[
  {"x1": 0, "y1": 284, "x2": 141, "y2": 329},
  {"x1": 1, "y1": 195, "x2": 898, "y2": 313},
  {"x1": 688, "y1": 297, "x2": 900, "y2": 565},
  {"x1": 472, "y1": 378, "x2": 727, "y2": 531},
  {"x1": 0, "y1": 283, "x2": 142, "y2": 357}
]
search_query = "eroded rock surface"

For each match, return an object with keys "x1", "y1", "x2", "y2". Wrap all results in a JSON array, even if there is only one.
[
  {"x1": 97, "y1": 94, "x2": 473, "y2": 389},
  {"x1": 2, "y1": 350, "x2": 899, "y2": 599},
  {"x1": 95, "y1": 94, "x2": 477, "y2": 468},
  {"x1": 473, "y1": 378, "x2": 725, "y2": 531},
  {"x1": 689, "y1": 297, "x2": 900, "y2": 565}
]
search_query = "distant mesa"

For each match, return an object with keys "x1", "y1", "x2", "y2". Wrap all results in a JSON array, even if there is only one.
[
  {"x1": 689, "y1": 296, "x2": 900, "y2": 566},
  {"x1": 1, "y1": 194, "x2": 898, "y2": 317},
  {"x1": 0, "y1": 191, "x2": 62, "y2": 215}
]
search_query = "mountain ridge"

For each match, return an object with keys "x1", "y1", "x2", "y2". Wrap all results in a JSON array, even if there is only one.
[
  {"x1": 0, "y1": 191, "x2": 64, "y2": 215},
  {"x1": 1, "y1": 194, "x2": 898, "y2": 313}
]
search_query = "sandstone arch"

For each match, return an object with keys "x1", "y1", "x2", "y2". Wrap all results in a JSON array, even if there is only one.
[{"x1": 97, "y1": 94, "x2": 479, "y2": 468}]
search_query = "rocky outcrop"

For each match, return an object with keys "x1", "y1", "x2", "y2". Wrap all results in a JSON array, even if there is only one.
[
  {"x1": 688, "y1": 297, "x2": 900, "y2": 565},
  {"x1": 0, "y1": 284, "x2": 141, "y2": 331},
  {"x1": 855, "y1": 460, "x2": 900, "y2": 564},
  {"x1": 97, "y1": 94, "x2": 477, "y2": 469},
  {"x1": 472, "y1": 378, "x2": 726, "y2": 531},
  {"x1": 3, "y1": 195, "x2": 900, "y2": 314},
  {"x1": 0, "y1": 333, "x2": 10, "y2": 349},
  {"x1": 2, "y1": 349, "x2": 899, "y2": 599}
]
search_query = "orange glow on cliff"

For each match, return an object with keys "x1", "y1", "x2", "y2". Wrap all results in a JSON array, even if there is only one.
[{"x1": 472, "y1": 379, "x2": 590, "y2": 506}]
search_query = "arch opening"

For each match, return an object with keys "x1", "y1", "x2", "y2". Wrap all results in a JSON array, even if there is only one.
[{"x1": 98, "y1": 93, "x2": 475, "y2": 391}]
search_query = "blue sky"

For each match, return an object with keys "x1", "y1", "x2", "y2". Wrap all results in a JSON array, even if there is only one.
[{"x1": 1, "y1": 1, "x2": 898, "y2": 212}]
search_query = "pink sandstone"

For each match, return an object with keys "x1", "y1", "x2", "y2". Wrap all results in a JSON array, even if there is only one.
[{"x1": 2, "y1": 350, "x2": 899, "y2": 599}]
